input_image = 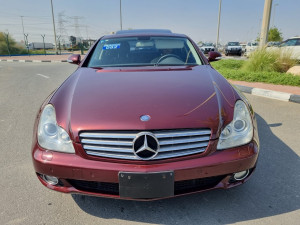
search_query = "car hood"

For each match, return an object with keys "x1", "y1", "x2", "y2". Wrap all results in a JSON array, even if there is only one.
[{"x1": 50, "y1": 65, "x2": 237, "y2": 142}]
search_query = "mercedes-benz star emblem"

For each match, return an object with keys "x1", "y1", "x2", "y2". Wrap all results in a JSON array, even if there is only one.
[
  {"x1": 133, "y1": 132, "x2": 159, "y2": 160},
  {"x1": 140, "y1": 115, "x2": 151, "y2": 122}
]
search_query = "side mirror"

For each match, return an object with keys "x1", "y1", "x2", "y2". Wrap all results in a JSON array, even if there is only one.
[
  {"x1": 67, "y1": 54, "x2": 81, "y2": 65},
  {"x1": 208, "y1": 51, "x2": 222, "y2": 62}
]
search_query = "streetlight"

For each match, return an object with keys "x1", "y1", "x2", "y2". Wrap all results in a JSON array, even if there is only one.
[
  {"x1": 41, "y1": 34, "x2": 46, "y2": 55},
  {"x1": 120, "y1": 0, "x2": 123, "y2": 30},
  {"x1": 50, "y1": 0, "x2": 58, "y2": 54},
  {"x1": 20, "y1": 16, "x2": 26, "y2": 45},
  {"x1": 216, "y1": 0, "x2": 222, "y2": 51}
]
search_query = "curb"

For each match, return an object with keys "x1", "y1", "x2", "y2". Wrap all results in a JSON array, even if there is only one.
[
  {"x1": 235, "y1": 84, "x2": 300, "y2": 104},
  {"x1": 0, "y1": 59, "x2": 67, "y2": 63}
]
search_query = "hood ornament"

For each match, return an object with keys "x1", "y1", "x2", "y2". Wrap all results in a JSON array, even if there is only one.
[{"x1": 140, "y1": 115, "x2": 151, "y2": 122}]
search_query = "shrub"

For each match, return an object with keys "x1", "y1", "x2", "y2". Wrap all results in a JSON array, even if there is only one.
[{"x1": 242, "y1": 48, "x2": 296, "y2": 73}]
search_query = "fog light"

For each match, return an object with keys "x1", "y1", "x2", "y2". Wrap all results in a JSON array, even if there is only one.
[
  {"x1": 42, "y1": 174, "x2": 59, "y2": 185},
  {"x1": 233, "y1": 170, "x2": 249, "y2": 181}
]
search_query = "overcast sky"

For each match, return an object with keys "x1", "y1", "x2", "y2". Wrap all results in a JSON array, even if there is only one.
[{"x1": 0, "y1": 0, "x2": 299, "y2": 44}]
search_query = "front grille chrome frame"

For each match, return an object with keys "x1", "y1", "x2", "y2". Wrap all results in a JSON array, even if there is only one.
[{"x1": 79, "y1": 129, "x2": 211, "y2": 160}]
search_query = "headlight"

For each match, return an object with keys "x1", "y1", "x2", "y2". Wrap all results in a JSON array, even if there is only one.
[
  {"x1": 217, "y1": 100, "x2": 253, "y2": 150},
  {"x1": 37, "y1": 104, "x2": 75, "y2": 153}
]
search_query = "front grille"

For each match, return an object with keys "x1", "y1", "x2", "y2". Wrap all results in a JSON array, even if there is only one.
[
  {"x1": 174, "y1": 175, "x2": 225, "y2": 195},
  {"x1": 67, "y1": 175, "x2": 225, "y2": 196},
  {"x1": 67, "y1": 179, "x2": 119, "y2": 195},
  {"x1": 79, "y1": 129, "x2": 211, "y2": 160}
]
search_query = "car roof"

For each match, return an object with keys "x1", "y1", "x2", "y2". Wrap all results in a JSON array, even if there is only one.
[
  {"x1": 102, "y1": 29, "x2": 187, "y2": 39},
  {"x1": 289, "y1": 36, "x2": 300, "y2": 39}
]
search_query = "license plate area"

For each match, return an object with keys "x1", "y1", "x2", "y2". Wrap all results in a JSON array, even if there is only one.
[{"x1": 119, "y1": 171, "x2": 174, "y2": 199}]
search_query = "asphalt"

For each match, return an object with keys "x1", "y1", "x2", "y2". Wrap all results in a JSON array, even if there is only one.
[
  {"x1": 0, "y1": 61, "x2": 299, "y2": 225},
  {"x1": 1, "y1": 55, "x2": 300, "y2": 104}
]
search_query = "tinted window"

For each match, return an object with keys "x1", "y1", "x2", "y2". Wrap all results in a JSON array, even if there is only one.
[
  {"x1": 228, "y1": 42, "x2": 240, "y2": 46},
  {"x1": 87, "y1": 36, "x2": 202, "y2": 67},
  {"x1": 281, "y1": 39, "x2": 298, "y2": 46}
]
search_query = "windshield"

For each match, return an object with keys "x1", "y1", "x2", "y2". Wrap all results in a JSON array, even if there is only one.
[
  {"x1": 228, "y1": 42, "x2": 240, "y2": 46},
  {"x1": 87, "y1": 36, "x2": 202, "y2": 67},
  {"x1": 203, "y1": 43, "x2": 213, "y2": 46}
]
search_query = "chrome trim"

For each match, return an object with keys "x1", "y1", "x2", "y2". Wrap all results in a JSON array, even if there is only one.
[
  {"x1": 159, "y1": 142, "x2": 209, "y2": 152},
  {"x1": 153, "y1": 130, "x2": 211, "y2": 138},
  {"x1": 83, "y1": 145, "x2": 132, "y2": 153},
  {"x1": 80, "y1": 129, "x2": 211, "y2": 160},
  {"x1": 81, "y1": 139, "x2": 132, "y2": 146},
  {"x1": 132, "y1": 132, "x2": 159, "y2": 160},
  {"x1": 159, "y1": 136, "x2": 209, "y2": 145},
  {"x1": 79, "y1": 132, "x2": 136, "y2": 139}
]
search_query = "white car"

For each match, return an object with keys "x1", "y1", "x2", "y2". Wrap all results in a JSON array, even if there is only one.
[
  {"x1": 245, "y1": 41, "x2": 259, "y2": 57},
  {"x1": 280, "y1": 37, "x2": 300, "y2": 60},
  {"x1": 200, "y1": 43, "x2": 215, "y2": 54}
]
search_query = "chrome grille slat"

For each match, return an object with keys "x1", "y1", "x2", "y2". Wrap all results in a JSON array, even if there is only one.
[
  {"x1": 80, "y1": 129, "x2": 211, "y2": 160},
  {"x1": 81, "y1": 139, "x2": 132, "y2": 146},
  {"x1": 86, "y1": 151, "x2": 137, "y2": 160},
  {"x1": 153, "y1": 130, "x2": 211, "y2": 138},
  {"x1": 159, "y1": 136, "x2": 210, "y2": 145},
  {"x1": 79, "y1": 132, "x2": 136, "y2": 139},
  {"x1": 83, "y1": 145, "x2": 133, "y2": 153},
  {"x1": 159, "y1": 142, "x2": 209, "y2": 152},
  {"x1": 155, "y1": 148, "x2": 207, "y2": 160}
]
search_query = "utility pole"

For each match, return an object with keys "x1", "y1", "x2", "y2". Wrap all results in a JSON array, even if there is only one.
[
  {"x1": 24, "y1": 34, "x2": 29, "y2": 55},
  {"x1": 41, "y1": 34, "x2": 46, "y2": 55},
  {"x1": 216, "y1": 0, "x2": 222, "y2": 50},
  {"x1": 120, "y1": 0, "x2": 123, "y2": 30},
  {"x1": 259, "y1": 0, "x2": 273, "y2": 48},
  {"x1": 50, "y1": 0, "x2": 58, "y2": 54},
  {"x1": 4, "y1": 32, "x2": 11, "y2": 57},
  {"x1": 57, "y1": 35, "x2": 61, "y2": 55},
  {"x1": 20, "y1": 16, "x2": 26, "y2": 45}
]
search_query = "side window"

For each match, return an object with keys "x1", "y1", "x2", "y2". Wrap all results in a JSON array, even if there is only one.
[
  {"x1": 296, "y1": 39, "x2": 300, "y2": 46},
  {"x1": 284, "y1": 39, "x2": 297, "y2": 46}
]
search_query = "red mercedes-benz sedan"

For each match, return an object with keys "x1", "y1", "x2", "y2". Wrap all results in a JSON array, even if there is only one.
[{"x1": 32, "y1": 29, "x2": 259, "y2": 200}]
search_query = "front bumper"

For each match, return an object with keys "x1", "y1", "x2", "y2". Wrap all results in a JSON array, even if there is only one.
[
  {"x1": 32, "y1": 140, "x2": 259, "y2": 200},
  {"x1": 226, "y1": 48, "x2": 242, "y2": 55},
  {"x1": 201, "y1": 48, "x2": 214, "y2": 54}
]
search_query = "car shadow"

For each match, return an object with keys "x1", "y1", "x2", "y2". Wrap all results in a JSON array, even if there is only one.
[{"x1": 72, "y1": 114, "x2": 300, "y2": 224}]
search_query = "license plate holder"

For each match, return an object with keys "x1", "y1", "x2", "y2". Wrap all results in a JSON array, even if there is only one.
[{"x1": 119, "y1": 171, "x2": 174, "y2": 199}]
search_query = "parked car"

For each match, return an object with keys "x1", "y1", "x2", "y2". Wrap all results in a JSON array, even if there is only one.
[
  {"x1": 32, "y1": 29, "x2": 259, "y2": 200},
  {"x1": 280, "y1": 37, "x2": 300, "y2": 60},
  {"x1": 225, "y1": 42, "x2": 242, "y2": 56},
  {"x1": 200, "y1": 42, "x2": 215, "y2": 54},
  {"x1": 267, "y1": 41, "x2": 281, "y2": 47},
  {"x1": 245, "y1": 41, "x2": 259, "y2": 57},
  {"x1": 240, "y1": 43, "x2": 247, "y2": 54}
]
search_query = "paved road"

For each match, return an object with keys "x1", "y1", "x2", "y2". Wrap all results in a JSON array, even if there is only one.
[{"x1": 0, "y1": 62, "x2": 299, "y2": 225}]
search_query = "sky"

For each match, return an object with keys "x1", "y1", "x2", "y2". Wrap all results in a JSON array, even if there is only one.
[{"x1": 0, "y1": 0, "x2": 299, "y2": 45}]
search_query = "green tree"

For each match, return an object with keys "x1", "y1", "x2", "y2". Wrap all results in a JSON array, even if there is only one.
[
  {"x1": 256, "y1": 27, "x2": 283, "y2": 42},
  {"x1": 0, "y1": 32, "x2": 26, "y2": 55},
  {"x1": 268, "y1": 27, "x2": 283, "y2": 42}
]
